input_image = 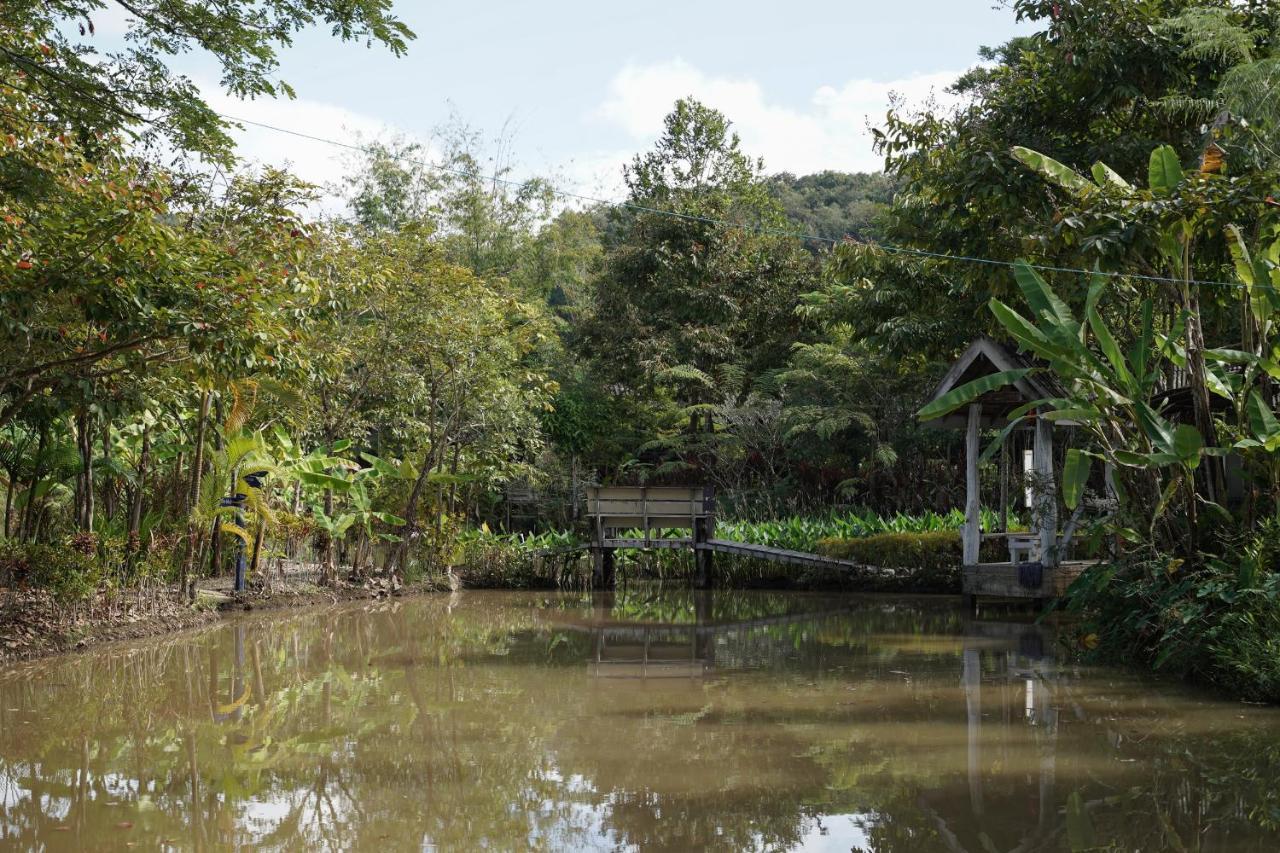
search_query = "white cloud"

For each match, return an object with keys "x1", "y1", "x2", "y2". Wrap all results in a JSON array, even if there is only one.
[
  {"x1": 590, "y1": 59, "x2": 967, "y2": 178},
  {"x1": 555, "y1": 148, "x2": 633, "y2": 205},
  {"x1": 199, "y1": 84, "x2": 433, "y2": 211}
]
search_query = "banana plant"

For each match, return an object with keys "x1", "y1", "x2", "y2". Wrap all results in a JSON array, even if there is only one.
[
  {"x1": 295, "y1": 447, "x2": 408, "y2": 578},
  {"x1": 917, "y1": 243, "x2": 1280, "y2": 551}
]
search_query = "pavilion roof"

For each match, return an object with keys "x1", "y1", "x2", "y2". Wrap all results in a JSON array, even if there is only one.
[{"x1": 922, "y1": 336, "x2": 1066, "y2": 429}]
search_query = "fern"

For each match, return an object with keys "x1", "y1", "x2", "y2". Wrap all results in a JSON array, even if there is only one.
[
  {"x1": 655, "y1": 364, "x2": 715, "y2": 388},
  {"x1": 1158, "y1": 9, "x2": 1256, "y2": 65}
]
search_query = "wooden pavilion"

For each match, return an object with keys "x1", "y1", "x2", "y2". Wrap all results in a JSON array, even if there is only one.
[{"x1": 923, "y1": 337, "x2": 1091, "y2": 605}]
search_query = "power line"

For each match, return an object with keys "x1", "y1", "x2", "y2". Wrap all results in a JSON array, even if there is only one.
[
  {"x1": 229, "y1": 112, "x2": 1266, "y2": 292},
  {"x1": 0, "y1": 75, "x2": 1256, "y2": 291}
]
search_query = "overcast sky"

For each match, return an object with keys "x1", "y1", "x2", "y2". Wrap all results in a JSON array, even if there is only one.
[{"x1": 98, "y1": 1, "x2": 1032, "y2": 203}]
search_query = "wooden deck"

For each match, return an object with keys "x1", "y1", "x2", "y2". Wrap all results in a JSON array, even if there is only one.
[
  {"x1": 962, "y1": 560, "x2": 1094, "y2": 601},
  {"x1": 583, "y1": 485, "x2": 1094, "y2": 602}
]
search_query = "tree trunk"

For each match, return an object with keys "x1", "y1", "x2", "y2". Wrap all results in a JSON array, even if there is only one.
[
  {"x1": 385, "y1": 447, "x2": 434, "y2": 579},
  {"x1": 319, "y1": 488, "x2": 335, "y2": 585},
  {"x1": 248, "y1": 514, "x2": 266, "y2": 584},
  {"x1": 179, "y1": 391, "x2": 211, "y2": 601},
  {"x1": 19, "y1": 425, "x2": 48, "y2": 542},
  {"x1": 188, "y1": 390, "x2": 211, "y2": 511},
  {"x1": 448, "y1": 444, "x2": 461, "y2": 515},
  {"x1": 180, "y1": 524, "x2": 197, "y2": 601},
  {"x1": 127, "y1": 424, "x2": 151, "y2": 551},
  {"x1": 207, "y1": 516, "x2": 223, "y2": 579},
  {"x1": 76, "y1": 408, "x2": 94, "y2": 532},
  {"x1": 1182, "y1": 268, "x2": 1224, "y2": 508},
  {"x1": 3, "y1": 463, "x2": 16, "y2": 538},
  {"x1": 101, "y1": 419, "x2": 115, "y2": 525}
]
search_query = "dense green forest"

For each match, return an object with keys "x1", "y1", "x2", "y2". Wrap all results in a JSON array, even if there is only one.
[{"x1": 5, "y1": 0, "x2": 1280, "y2": 698}]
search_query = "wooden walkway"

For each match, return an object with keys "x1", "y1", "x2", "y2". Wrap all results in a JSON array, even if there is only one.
[
  {"x1": 582, "y1": 485, "x2": 881, "y2": 588},
  {"x1": 699, "y1": 538, "x2": 863, "y2": 572},
  {"x1": 534, "y1": 539, "x2": 868, "y2": 574}
]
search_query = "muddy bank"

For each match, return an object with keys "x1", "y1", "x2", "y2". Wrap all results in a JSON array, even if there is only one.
[{"x1": 0, "y1": 576, "x2": 443, "y2": 664}]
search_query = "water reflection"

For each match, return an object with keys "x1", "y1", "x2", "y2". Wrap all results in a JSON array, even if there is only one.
[{"x1": 1, "y1": 589, "x2": 1279, "y2": 850}]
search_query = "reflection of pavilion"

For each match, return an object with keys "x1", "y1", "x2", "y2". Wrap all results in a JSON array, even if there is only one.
[{"x1": 926, "y1": 617, "x2": 1063, "y2": 853}]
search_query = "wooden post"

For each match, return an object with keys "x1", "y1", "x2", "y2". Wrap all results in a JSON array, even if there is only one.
[
  {"x1": 963, "y1": 403, "x2": 982, "y2": 566},
  {"x1": 591, "y1": 501, "x2": 608, "y2": 587},
  {"x1": 999, "y1": 438, "x2": 1009, "y2": 534},
  {"x1": 641, "y1": 486, "x2": 649, "y2": 548},
  {"x1": 694, "y1": 486, "x2": 715, "y2": 589},
  {"x1": 602, "y1": 548, "x2": 616, "y2": 588},
  {"x1": 1033, "y1": 416, "x2": 1057, "y2": 566},
  {"x1": 693, "y1": 517, "x2": 713, "y2": 589}
]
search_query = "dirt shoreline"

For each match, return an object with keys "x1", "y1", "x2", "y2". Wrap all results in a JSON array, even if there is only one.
[{"x1": 0, "y1": 580, "x2": 436, "y2": 665}]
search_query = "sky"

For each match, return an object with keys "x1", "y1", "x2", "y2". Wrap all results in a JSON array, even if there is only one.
[{"x1": 98, "y1": 0, "x2": 1034, "y2": 205}]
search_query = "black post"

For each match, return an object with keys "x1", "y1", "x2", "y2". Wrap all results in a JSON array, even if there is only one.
[
  {"x1": 233, "y1": 504, "x2": 246, "y2": 593},
  {"x1": 220, "y1": 492, "x2": 248, "y2": 593}
]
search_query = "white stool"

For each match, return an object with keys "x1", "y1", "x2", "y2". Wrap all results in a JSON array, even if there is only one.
[{"x1": 1008, "y1": 534, "x2": 1038, "y2": 564}]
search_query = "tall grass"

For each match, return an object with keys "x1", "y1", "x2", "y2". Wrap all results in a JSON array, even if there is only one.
[
  {"x1": 712, "y1": 507, "x2": 1009, "y2": 553},
  {"x1": 457, "y1": 508, "x2": 1012, "y2": 556},
  {"x1": 448, "y1": 509, "x2": 1019, "y2": 591}
]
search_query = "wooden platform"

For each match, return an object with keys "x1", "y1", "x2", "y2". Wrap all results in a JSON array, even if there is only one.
[{"x1": 962, "y1": 560, "x2": 1093, "y2": 600}]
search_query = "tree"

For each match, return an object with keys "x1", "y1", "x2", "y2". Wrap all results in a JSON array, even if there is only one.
[
  {"x1": 579, "y1": 99, "x2": 816, "y2": 429},
  {"x1": 766, "y1": 170, "x2": 894, "y2": 246},
  {"x1": 828, "y1": 0, "x2": 1280, "y2": 360},
  {"x1": 0, "y1": 81, "x2": 329, "y2": 443},
  {"x1": 0, "y1": 0, "x2": 412, "y2": 164}
]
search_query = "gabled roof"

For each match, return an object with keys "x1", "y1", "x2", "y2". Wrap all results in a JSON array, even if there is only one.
[{"x1": 923, "y1": 336, "x2": 1065, "y2": 429}]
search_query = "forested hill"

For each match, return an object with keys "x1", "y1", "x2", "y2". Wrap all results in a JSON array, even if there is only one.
[{"x1": 767, "y1": 171, "x2": 894, "y2": 245}]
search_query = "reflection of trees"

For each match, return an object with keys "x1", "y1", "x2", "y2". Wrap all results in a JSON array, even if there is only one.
[{"x1": 0, "y1": 592, "x2": 1279, "y2": 850}]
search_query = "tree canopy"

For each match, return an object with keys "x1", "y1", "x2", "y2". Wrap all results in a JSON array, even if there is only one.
[{"x1": 1, "y1": 0, "x2": 412, "y2": 163}]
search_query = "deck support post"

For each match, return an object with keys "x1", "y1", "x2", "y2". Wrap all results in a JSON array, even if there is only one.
[
  {"x1": 963, "y1": 403, "x2": 982, "y2": 566},
  {"x1": 591, "y1": 510, "x2": 616, "y2": 588},
  {"x1": 693, "y1": 516, "x2": 713, "y2": 589},
  {"x1": 591, "y1": 545, "x2": 615, "y2": 588},
  {"x1": 1033, "y1": 416, "x2": 1057, "y2": 566},
  {"x1": 998, "y1": 438, "x2": 1009, "y2": 534}
]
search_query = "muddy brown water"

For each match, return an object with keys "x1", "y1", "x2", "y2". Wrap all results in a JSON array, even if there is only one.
[{"x1": 1, "y1": 589, "x2": 1279, "y2": 851}]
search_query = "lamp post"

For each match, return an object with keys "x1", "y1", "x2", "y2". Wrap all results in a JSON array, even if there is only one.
[{"x1": 223, "y1": 471, "x2": 268, "y2": 593}]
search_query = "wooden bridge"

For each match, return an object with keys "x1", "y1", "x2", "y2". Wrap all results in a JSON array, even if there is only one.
[{"x1": 584, "y1": 486, "x2": 865, "y2": 588}]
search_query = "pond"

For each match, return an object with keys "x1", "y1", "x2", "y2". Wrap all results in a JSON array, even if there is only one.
[{"x1": 2, "y1": 589, "x2": 1279, "y2": 851}]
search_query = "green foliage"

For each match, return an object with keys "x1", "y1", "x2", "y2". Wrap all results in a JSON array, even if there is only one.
[
  {"x1": 715, "y1": 507, "x2": 1003, "y2": 552},
  {"x1": 917, "y1": 370, "x2": 1029, "y2": 421},
  {"x1": 2, "y1": 0, "x2": 412, "y2": 163},
  {"x1": 1063, "y1": 520, "x2": 1280, "y2": 703},
  {"x1": 0, "y1": 537, "x2": 101, "y2": 602},
  {"x1": 578, "y1": 98, "x2": 817, "y2": 415},
  {"x1": 818, "y1": 530, "x2": 961, "y2": 569},
  {"x1": 823, "y1": 0, "x2": 1280, "y2": 361},
  {"x1": 766, "y1": 171, "x2": 894, "y2": 245}
]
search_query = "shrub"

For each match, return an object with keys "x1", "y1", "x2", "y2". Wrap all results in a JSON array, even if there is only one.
[
  {"x1": 1063, "y1": 519, "x2": 1280, "y2": 703},
  {"x1": 815, "y1": 531, "x2": 973, "y2": 593},
  {"x1": 818, "y1": 530, "x2": 962, "y2": 568},
  {"x1": 0, "y1": 538, "x2": 103, "y2": 602},
  {"x1": 453, "y1": 539, "x2": 559, "y2": 589}
]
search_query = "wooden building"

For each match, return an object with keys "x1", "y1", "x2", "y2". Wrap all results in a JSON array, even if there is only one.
[{"x1": 923, "y1": 337, "x2": 1091, "y2": 604}]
